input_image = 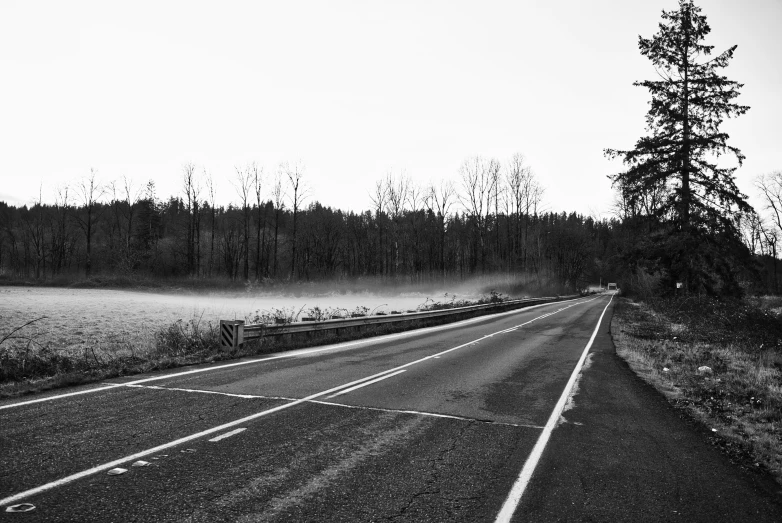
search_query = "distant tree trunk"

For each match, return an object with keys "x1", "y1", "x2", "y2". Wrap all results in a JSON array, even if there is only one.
[
  {"x1": 274, "y1": 208, "x2": 281, "y2": 278},
  {"x1": 183, "y1": 163, "x2": 194, "y2": 275},
  {"x1": 370, "y1": 179, "x2": 389, "y2": 278},
  {"x1": 271, "y1": 173, "x2": 286, "y2": 279},
  {"x1": 284, "y1": 162, "x2": 308, "y2": 281},
  {"x1": 260, "y1": 204, "x2": 268, "y2": 278},
  {"x1": 253, "y1": 165, "x2": 263, "y2": 280},
  {"x1": 234, "y1": 164, "x2": 253, "y2": 281},
  {"x1": 206, "y1": 173, "x2": 217, "y2": 278},
  {"x1": 74, "y1": 169, "x2": 104, "y2": 278}
]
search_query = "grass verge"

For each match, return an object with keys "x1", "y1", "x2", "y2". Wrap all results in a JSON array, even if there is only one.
[{"x1": 611, "y1": 296, "x2": 782, "y2": 486}]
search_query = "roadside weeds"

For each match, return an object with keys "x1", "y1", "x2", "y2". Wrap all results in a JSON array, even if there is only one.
[{"x1": 611, "y1": 296, "x2": 782, "y2": 487}]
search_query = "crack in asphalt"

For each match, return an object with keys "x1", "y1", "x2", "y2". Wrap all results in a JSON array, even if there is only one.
[{"x1": 387, "y1": 421, "x2": 474, "y2": 521}]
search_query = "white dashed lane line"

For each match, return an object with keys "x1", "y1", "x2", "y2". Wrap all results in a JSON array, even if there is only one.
[
  {"x1": 209, "y1": 428, "x2": 247, "y2": 442},
  {"x1": 326, "y1": 369, "x2": 407, "y2": 399}
]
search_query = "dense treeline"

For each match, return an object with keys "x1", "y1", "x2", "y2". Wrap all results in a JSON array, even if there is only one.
[
  {"x1": 3, "y1": 151, "x2": 778, "y2": 295},
  {"x1": 0, "y1": 156, "x2": 625, "y2": 292}
]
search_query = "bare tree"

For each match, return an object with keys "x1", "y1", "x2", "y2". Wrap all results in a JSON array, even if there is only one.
[
  {"x1": 234, "y1": 165, "x2": 254, "y2": 281},
  {"x1": 489, "y1": 160, "x2": 503, "y2": 267},
  {"x1": 272, "y1": 172, "x2": 286, "y2": 278},
  {"x1": 737, "y1": 209, "x2": 778, "y2": 291},
  {"x1": 505, "y1": 154, "x2": 535, "y2": 269},
  {"x1": 252, "y1": 164, "x2": 265, "y2": 280},
  {"x1": 205, "y1": 171, "x2": 217, "y2": 277},
  {"x1": 283, "y1": 161, "x2": 309, "y2": 280},
  {"x1": 122, "y1": 176, "x2": 141, "y2": 252},
  {"x1": 51, "y1": 184, "x2": 71, "y2": 276},
  {"x1": 760, "y1": 226, "x2": 779, "y2": 293},
  {"x1": 386, "y1": 172, "x2": 410, "y2": 218},
  {"x1": 23, "y1": 185, "x2": 46, "y2": 278},
  {"x1": 425, "y1": 179, "x2": 455, "y2": 279},
  {"x1": 182, "y1": 163, "x2": 203, "y2": 276},
  {"x1": 458, "y1": 156, "x2": 499, "y2": 271},
  {"x1": 756, "y1": 171, "x2": 782, "y2": 237},
  {"x1": 183, "y1": 163, "x2": 195, "y2": 275},
  {"x1": 369, "y1": 178, "x2": 389, "y2": 276},
  {"x1": 74, "y1": 169, "x2": 105, "y2": 278},
  {"x1": 755, "y1": 171, "x2": 782, "y2": 292},
  {"x1": 407, "y1": 179, "x2": 425, "y2": 281},
  {"x1": 107, "y1": 180, "x2": 122, "y2": 253},
  {"x1": 738, "y1": 210, "x2": 766, "y2": 256},
  {"x1": 385, "y1": 172, "x2": 410, "y2": 275},
  {"x1": 108, "y1": 176, "x2": 142, "y2": 272}
]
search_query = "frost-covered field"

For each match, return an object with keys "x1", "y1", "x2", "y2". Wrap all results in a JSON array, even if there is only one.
[{"x1": 0, "y1": 286, "x2": 465, "y2": 352}]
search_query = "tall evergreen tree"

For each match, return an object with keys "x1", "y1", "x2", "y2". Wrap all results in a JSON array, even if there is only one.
[{"x1": 605, "y1": 0, "x2": 751, "y2": 294}]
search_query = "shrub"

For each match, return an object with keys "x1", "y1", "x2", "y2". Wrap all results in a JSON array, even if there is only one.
[{"x1": 154, "y1": 317, "x2": 219, "y2": 357}]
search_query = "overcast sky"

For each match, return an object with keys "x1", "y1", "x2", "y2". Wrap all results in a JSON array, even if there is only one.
[{"x1": 1, "y1": 0, "x2": 780, "y2": 217}]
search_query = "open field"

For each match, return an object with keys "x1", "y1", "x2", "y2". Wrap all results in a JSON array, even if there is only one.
[
  {"x1": 611, "y1": 296, "x2": 782, "y2": 486},
  {"x1": 0, "y1": 285, "x2": 452, "y2": 351}
]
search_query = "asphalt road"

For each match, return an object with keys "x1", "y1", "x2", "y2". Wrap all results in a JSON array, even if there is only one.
[{"x1": 1, "y1": 294, "x2": 780, "y2": 522}]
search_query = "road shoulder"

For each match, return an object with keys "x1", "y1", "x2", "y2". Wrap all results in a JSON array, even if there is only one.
[{"x1": 516, "y1": 302, "x2": 782, "y2": 522}]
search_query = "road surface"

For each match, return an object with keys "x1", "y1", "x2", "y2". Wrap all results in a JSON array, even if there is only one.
[{"x1": 1, "y1": 294, "x2": 781, "y2": 522}]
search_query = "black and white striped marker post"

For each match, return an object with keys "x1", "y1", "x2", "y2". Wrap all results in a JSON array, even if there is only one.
[{"x1": 220, "y1": 320, "x2": 244, "y2": 350}]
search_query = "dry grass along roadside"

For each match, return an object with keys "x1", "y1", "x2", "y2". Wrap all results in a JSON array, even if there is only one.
[{"x1": 612, "y1": 296, "x2": 782, "y2": 486}]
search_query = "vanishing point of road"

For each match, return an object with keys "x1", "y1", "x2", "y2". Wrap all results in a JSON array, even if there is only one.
[{"x1": 2, "y1": 294, "x2": 781, "y2": 522}]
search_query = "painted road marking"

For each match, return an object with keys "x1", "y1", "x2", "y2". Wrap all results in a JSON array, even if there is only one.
[
  {"x1": 326, "y1": 370, "x2": 407, "y2": 399},
  {"x1": 0, "y1": 295, "x2": 605, "y2": 507},
  {"x1": 0, "y1": 368, "x2": 435, "y2": 507},
  {"x1": 209, "y1": 428, "x2": 246, "y2": 442},
  {"x1": 124, "y1": 384, "x2": 270, "y2": 400},
  {"x1": 494, "y1": 294, "x2": 614, "y2": 523},
  {"x1": 0, "y1": 384, "x2": 127, "y2": 411},
  {"x1": 0, "y1": 297, "x2": 588, "y2": 411}
]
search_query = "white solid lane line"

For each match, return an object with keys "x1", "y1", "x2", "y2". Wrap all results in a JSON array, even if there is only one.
[
  {"x1": 0, "y1": 296, "x2": 603, "y2": 507},
  {"x1": 208, "y1": 428, "x2": 246, "y2": 442},
  {"x1": 325, "y1": 370, "x2": 407, "y2": 399},
  {"x1": 0, "y1": 297, "x2": 587, "y2": 411},
  {"x1": 494, "y1": 294, "x2": 614, "y2": 523},
  {"x1": 0, "y1": 384, "x2": 127, "y2": 411}
]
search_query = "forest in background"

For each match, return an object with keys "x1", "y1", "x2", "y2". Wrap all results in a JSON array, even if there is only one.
[{"x1": 0, "y1": 154, "x2": 778, "y2": 295}]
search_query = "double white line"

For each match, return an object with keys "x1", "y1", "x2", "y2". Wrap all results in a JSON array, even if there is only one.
[{"x1": 0, "y1": 296, "x2": 599, "y2": 508}]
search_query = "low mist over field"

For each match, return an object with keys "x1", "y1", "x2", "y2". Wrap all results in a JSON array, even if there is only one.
[
  {"x1": 3, "y1": 286, "x2": 456, "y2": 325},
  {"x1": 0, "y1": 276, "x2": 520, "y2": 356}
]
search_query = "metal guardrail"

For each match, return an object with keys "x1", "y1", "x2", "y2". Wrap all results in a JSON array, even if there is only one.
[{"x1": 219, "y1": 295, "x2": 580, "y2": 349}]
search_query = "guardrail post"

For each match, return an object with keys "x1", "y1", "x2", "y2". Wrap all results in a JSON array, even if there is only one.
[{"x1": 220, "y1": 320, "x2": 244, "y2": 350}]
